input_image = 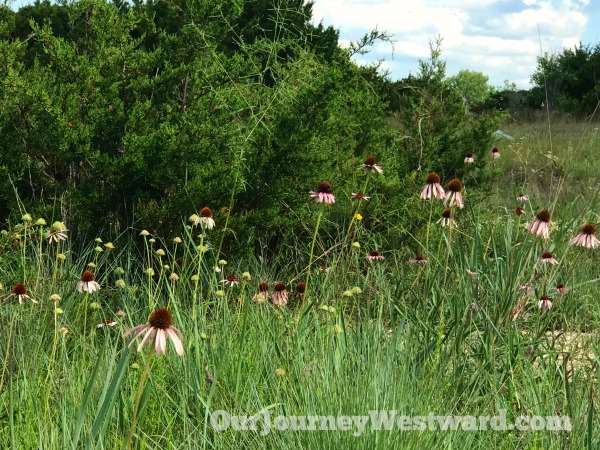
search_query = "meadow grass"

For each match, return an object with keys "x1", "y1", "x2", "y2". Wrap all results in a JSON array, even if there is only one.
[{"x1": 0, "y1": 122, "x2": 599, "y2": 449}]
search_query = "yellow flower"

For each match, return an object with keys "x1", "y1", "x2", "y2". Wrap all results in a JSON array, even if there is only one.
[
  {"x1": 354, "y1": 213, "x2": 363, "y2": 221},
  {"x1": 274, "y1": 368, "x2": 286, "y2": 377},
  {"x1": 139, "y1": 230, "x2": 150, "y2": 237},
  {"x1": 104, "y1": 242, "x2": 115, "y2": 250},
  {"x1": 173, "y1": 237, "x2": 182, "y2": 244},
  {"x1": 50, "y1": 294, "x2": 61, "y2": 302},
  {"x1": 155, "y1": 248, "x2": 166, "y2": 256}
]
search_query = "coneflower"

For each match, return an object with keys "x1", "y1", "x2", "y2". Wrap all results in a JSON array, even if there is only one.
[
  {"x1": 351, "y1": 192, "x2": 370, "y2": 201},
  {"x1": 77, "y1": 270, "x2": 101, "y2": 294},
  {"x1": 309, "y1": 181, "x2": 335, "y2": 204},
  {"x1": 363, "y1": 155, "x2": 383, "y2": 175},
  {"x1": 1, "y1": 283, "x2": 37, "y2": 304},
  {"x1": 529, "y1": 210, "x2": 551, "y2": 238},
  {"x1": 569, "y1": 223, "x2": 599, "y2": 249},
  {"x1": 294, "y1": 282, "x2": 306, "y2": 299},
  {"x1": 538, "y1": 295, "x2": 552, "y2": 311},
  {"x1": 408, "y1": 254, "x2": 427, "y2": 264},
  {"x1": 464, "y1": 153, "x2": 474, "y2": 164},
  {"x1": 366, "y1": 250, "x2": 385, "y2": 260},
  {"x1": 420, "y1": 172, "x2": 444, "y2": 200},
  {"x1": 540, "y1": 251, "x2": 558, "y2": 265},
  {"x1": 47, "y1": 221, "x2": 68, "y2": 243},
  {"x1": 555, "y1": 283, "x2": 568, "y2": 295},
  {"x1": 514, "y1": 206, "x2": 526, "y2": 216},
  {"x1": 194, "y1": 207, "x2": 215, "y2": 230},
  {"x1": 272, "y1": 282, "x2": 288, "y2": 306},
  {"x1": 437, "y1": 208, "x2": 456, "y2": 227},
  {"x1": 444, "y1": 178, "x2": 464, "y2": 209},
  {"x1": 491, "y1": 147, "x2": 500, "y2": 159},
  {"x1": 517, "y1": 193, "x2": 529, "y2": 202},
  {"x1": 123, "y1": 307, "x2": 183, "y2": 356},
  {"x1": 253, "y1": 281, "x2": 269, "y2": 303},
  {"x1": 221, "y1": 274, "x2": 239, "y2": 286}
]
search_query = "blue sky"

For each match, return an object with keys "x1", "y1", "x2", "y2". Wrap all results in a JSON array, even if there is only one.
[
  {"x1": 7, "y1": 0, "x2": 597, "y2": 89},
  {"x1": 311, "y1": 0, "x2": 596, "y2": 88}
]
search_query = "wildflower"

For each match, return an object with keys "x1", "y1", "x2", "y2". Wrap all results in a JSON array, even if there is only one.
[
  {"x1": 352, "y1": 242, "x2": 361, "y2": 248},
  {"x1": 163, "y1": 264, "x2": 170, "y2": 270},
  {"x1": 555, "y1": 283, "x2": 569, "y2": 295},
  {"x1": 218, "y1": 259, "x2": 227, "y2": 266},
  {"x1": 169, "y1": 272, "x2": 180, "y2": 282},
  {"x1": 569, "y1": 223, "x2": 599, "y2": 249},
  {"x1": 354, "y1": 213, "x2": 363, "y2": 221},
  {"x1": 116, "y1": 309, "x2": 127, "y2": 318},
  {"x1": 97, "y1": 319, "x2": 117, "y2": 329},
  {"x1": 197, "y1": 244, "x2": 209, "y2": 253},
  {"x1": 104, "y1": 242, "x2": 115, "y2": 250},
  {"x1": 437, "y1": 208, "x2": 456, "y2": 227},
  {"x1": 1, "y1": 283, "x2": 38, "y2": 304},
  {"x1": 444, "y1": 178, "x2": 464, "y2": 209},
  {"x1": 294, "y1": 282, "x2": 306, "y2": 299},
  {"x1": 77, "y1": 270, "x2": 101, "y2": 294},
  {"x1": 420, "y1": 172, "x2": 444, "y2": 200},
  {"x1": 309, "y1": 181, "x2": 335, "y2": 204},
  {"x1": 95, "y1": 237, "x2": 103, "y2": 243},
  {"x1": 173, "y1": 237, "x2": 182, "y2": 244},
  {"x1": 221, "y1": 274, "x2": 239, "y2": 286},
  {"x1": 214, "y1": 266, "x2": 221, "y2": 273},
  {"x1": 89, "y1": 302, "x2": 101, "y2": 310},
  {"x1": 466, "y1": 269, "x2": 478, "y2": 277},
  {"x1": 540, "y1": 251, "x2": 558, "y2": 265},
  {"x1": 274, "y1": 368, "x2": 286, "y2": 377},
  {"x1": 272, "y1": 282, "x2": 288, "y2": 306},
  {"x1": 50, "y1": 294, "x2": 61, "y2": 302},
  {"x1": 115, "y1": 267, "x2": 125, "y2": 275},
  {"x1": 47, "y1": 221, "x2": 68, "y2": 243},
  {"x1": 363, "y1": 155, "x2": 383, "y2": 175},
  {"x1": 35, "y1": 218, "x2": 47, "y2": 226},
  {"x1": 538, "y1": 295, "x2": 552, "y2": 311},
  {"x1": 351, "y1": 192, "x2": 370, "y2": 201},
  {"x1": 319, "y1": 264, "x2": 329, "y2": 272},
  {"x1": 342, "y1": 290, "x2": 354, "y2": 297},
  {"x1": 366, "y1": 250, "x2": 384, "y2": 260},
  {"x1": 517, "y1": 193, "x2": 529, "y2": 202},
  {"x1": 123, "y1": 307, "x2": 184, "y2": 356},
  {"x1": 194, "y1": 207, "x2": 215, "y2": 230},
  {"x1": 94, "y1": 246, "x2": 103, "y2": 253},
  {"x1": 149, "y1": 238, "x2": 155, "y2": 243},
  {"x1": 514, "y1": 206, "x2": 526, "y2": 216},
  {"x1": 253, "y1": 282, "x2": 269, "y2": 303},
  {"x1": 60, "y1": 326, "x2": 69, "y2": 335},
  {"x1": 215, "y1": 290, "x2": 225, "y2": 298},
  {"x1": 116, "y1": 279, "x2": 126, "y2": 288},
  {"x1": 22, "y1": 213, "x2": 32, "y2": 222},
  {"x1": 408, "y1": 254, "x2": 427, "y2": 264},
  {"x1": 57, "y1": 252, "x2": 67, "y2": 261},
  {"x1": 241, "y1": 272, "x2": 252, "y2": 281},
  {"x1": 464, "y1": 153, "x2": 474, "y2": 164},
  {"x1": 351, "y1": 286, "x2": 362, "y2": 295},
  {"x1": 191, "y1": 274, "x2": 200, "y2": 282},
  {"x1": 145, "y1": 268, "x2": 155, "y2": 277},
  {"x1": 55, "y1": 308, "x2": 64, "y2": 314},
  {"x1": 139, "y1": 230, "x2": 150, "y2": 237},
  {"x1": 491, "y1": 147, "x2": 500, "y2": 159},
  {"x1": 529, "y1": 210, "x2": 551, "y2": 238},
  {"x1": 155, "y1": 249, "x2": 166, "y2": 256}
]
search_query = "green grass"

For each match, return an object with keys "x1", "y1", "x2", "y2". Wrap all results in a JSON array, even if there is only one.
[{"x1": 0, "y1": 122, "x2": 599, "y2": 449}]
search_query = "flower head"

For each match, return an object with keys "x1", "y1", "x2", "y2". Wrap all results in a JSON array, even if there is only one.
[
  {"x1": 538, "y1": 295, "x2": 552, "y2": 311},
  {"x1": 1, "y1": 283, "x2": 38, "y2": 304},
  {"x1": 194, "y1": 207, "x2": 215, "y2": 230},
  {"x1": 294, "y1": 282, "x2": 306, "y2": 299},
  {"x1": 362, "y1": 155, "x2": 383, "y2": 175},
  {"x1": 555, "y1": 283, "x2": 569, "y2": 295},
  {"x1": 408, "y1": 254, "x2": 427, "y2": 264},
  {"x1": 491, "y1": 147, "x2": 500, "y2": 159},
  {"x1": 272, "y1": 282, "x2": 288, "y2": 306},
  {"x1": 77, "y1": 270, "x2": 100, "y2": 294},
  {"x1": 366, "y1": 250, "x2": 384, "y2": 260},
  {"x1": 221, "y1": 274, "x2": 239, "y2": 286},
  {"x1": 309, "y1": 181, "x2": 335, "y2": 204},
  {"x1": 464, "y1": 153, "x2": 474, "y2": 164},
  {"x1": 253, "y1": 281, "x2": 269, "y2": 303},
  {"x1": 123, "y1": 307, "x2": 184, "y2": 356},
  {"x1": 420, "y1": 172, "x2": 444, "y2": 201},
  {"x1": 529, "y1": 210, "x2": 551, "y2": 238},
  {"x1": 437, "y1": 208, "x2": 456, "y2": 227},
  {"x1": 517, "y1": 193, "x2": 529, "y2": 202},
  {"x1": 351, "y1": 192, "x2": 370, "y2": 201},
  {"x1": 569, "y1": 223, "x2": 599, "y2": 249},
  {"x1": 47, "y1": 222, "x2": 68, "y2": 244},
  {"x1": 97, "y1": 319, "x2": 117, "y2": 330},
  {"x1": 444, "y1": 178, "x2": 464, "y2": 209},
  {"x1": 540, "y1": 251, "x2": 558, "y2": 265},
  {"x1": 514, "y1": 206, "x2": 526, "y2": 216}
]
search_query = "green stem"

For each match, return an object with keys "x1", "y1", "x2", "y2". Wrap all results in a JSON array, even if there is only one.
[
  {"x1": 304, "y1": 211, "x2": 323, "y2": 302},
  {"x1": 126, "y1": 349, "x2": 154, "y2": 450}
]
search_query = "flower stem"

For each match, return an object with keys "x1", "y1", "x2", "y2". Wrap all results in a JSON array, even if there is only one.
[
  {"x1": 126, "y1": 349, "x2": 154, "y2": 450},
  {"x1": 304, "y1": 211, "x2": 323, "y2": 301}
]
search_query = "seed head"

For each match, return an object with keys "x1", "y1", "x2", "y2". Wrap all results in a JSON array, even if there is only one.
[
  {"x1": 148, "y1": 307, "x2": 173, "y2": 330},
  {"x1": 316, "y1": 181, "x2": 333, "y2": 194},
  {"x1": 447, "y1": 179, "x2": 463, "y2": 192},
  {"x1": 425, "y1": 172, "x2": 441, "y2": 184},
  {"x1": 81, "y1": 270, "x2": 95, "y2": 282},
  {"x1": 535, "y1": 210, "x2": 551, "y2": 223}
]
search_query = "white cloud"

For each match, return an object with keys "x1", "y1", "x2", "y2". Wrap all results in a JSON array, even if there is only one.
[{"x1": 311, "y1": 0, "x2": 591, "y2": 88}]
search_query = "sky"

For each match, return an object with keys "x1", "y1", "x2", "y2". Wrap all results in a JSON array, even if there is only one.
[{"x1": 311, "y1": 0, "x2": 598, "y2": 89}]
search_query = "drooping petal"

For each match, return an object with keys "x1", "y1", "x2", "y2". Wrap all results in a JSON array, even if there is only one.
[{"x1": 167, "y1": 328, "x2": 184, "y2": 355}]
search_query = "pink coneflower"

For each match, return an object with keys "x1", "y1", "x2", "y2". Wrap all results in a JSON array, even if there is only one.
[
  {"x1": 514, "y1": 206, "x2": 526, "y2": 216},
  {"x1": 123, "y1": 307, "x2": 184, "y2": 356},
  {"x1": 555, "y1": 283, "x2": 569, "y2": 295},
  {"x1": 540, "y1": 251, "x2": 558, "y2": 265},
  {"x1": 47, "y1": 223, "x2": 68, "y2": 243},
  {"x1": 408, "y1": 254, "x2": 427, "y2": 264},
  {"x1": 363, "y1": 155, "x2": 383, "y2": 175},
  {"x1": 366, "y1": 250, "x2": 385, "y2": 260},
  {"x1": 272, "y1": 282, "x2": 288, "y2": 306},
  {"x1": 464, "y1": 153, "x2": 474, "y2": 164},
  {"x1": 437, "y1": 208, "x2": 456, "y2": 227},
  {"x1": 77, "y1": 270, "x2": 101, "y2": 294},
  {"x1": 294, "y1": 282, "x2": 306, "y2": 299},
  {"x1": 420, "y1": 172, "x2": 444, "y2": 200},
  {"x1": 1, "y1": 283, "x2": 38, "y2": 304},
  {"x1": 319, "y1": 264, "x2": 329, "y2": 273},
  {"x1": 529, "y1": 210, "x2": 551, "y2": 238},
  {"x1": 444, "y1": 178, "x2": 464, "y2": 209},
  {"x1": 491, "y1": 147, "x2": 500, "y2": 159},
  {"x1": 538, "y1": 295, "x2": 552, "y2": 311},
  {"x1": 351, "y1": 192, "x2": 370, "y2": 201},
  {"x1": 517, "y1": 193, "x2": 529, "y2": 202},
  {"x1": 569, "y1": 223, "x2": 599, "y2": 249},
  {"x1": 310, "y1": 181, "x2": 335, "y2": 204},
  {"x1": 97, "y1": 319, "x2": 117, "y2": 329},
  {"x1": 253, "y1": 281, "x2": 269, "y2": 303},
  {"x1": 221, "y1": 274, "x2": 239, "y2": 286},
  {"x1": 194, "y1": 207, "x2": 215, "y2": 230}
]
